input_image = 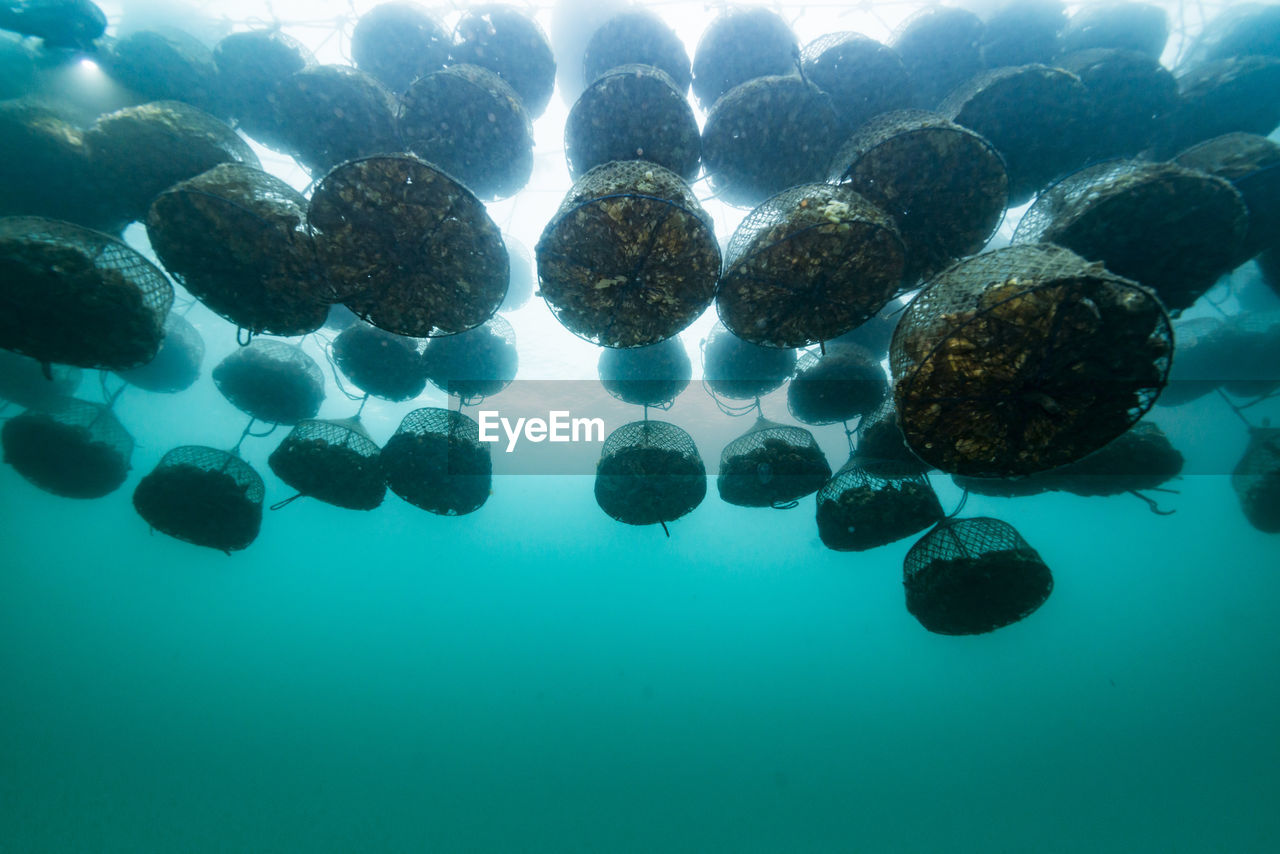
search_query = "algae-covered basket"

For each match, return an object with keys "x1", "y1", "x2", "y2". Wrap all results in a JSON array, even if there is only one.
[
  {"x1": 268, "y1": 418, "x2": 386, "y2": 511},
  {"x1": 691, "y1": 6, "x2": 797, "y2": 109},
  {"x1": 133, "y1": 446, "x2": 264, "y2": 553},
  {"x1": 890, "y1": 243, "x2": 1172, "y2": 478},
  {"x1": 212, "y1": 338, "x2": 325, "y2": 426},
  {"x1": 116, "y1": 313, "x2": 204, "y2": 394},
  {"x1": 595, "y1": 420, "x2": 706, "y2": 532},
  {"x1": 380, "y1": 407, "x2": 492, "y2": 516},
  {"x1": 331, "y1": 323, "x2": 427, "y2": 402},
  {"x1": 2, "y1": 397, "x2": 133, "y2": 498},
  {"x1": 717, "y1": 416, "x2": 831, "y2": 508},
  {"x1": 536, "y1": 161, "x2": 719, "y2": 349},
  {"x1": 816, "y1": 456, "x2": 943, "y2": 552},
  {"x1": 584, "y1": 9, "x2": 691, "y2": 95},
  {"x1": 271, "y1": 65, "x2": 400, "y2": 174}
]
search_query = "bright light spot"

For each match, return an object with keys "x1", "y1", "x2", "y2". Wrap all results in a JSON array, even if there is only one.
[{"x1": 78, "y1": 58, "x2": 101, "y2": 73}]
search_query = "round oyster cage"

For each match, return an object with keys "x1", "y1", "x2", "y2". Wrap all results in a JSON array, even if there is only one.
[
  {"x1": 268, "y1": 417, "x2": 385, "y2": 511},
  {"x1": 116, "y1": 312, "x2": 204, "y2": 393},
  {"x1": 213, "y1": 29, "x2": 314, "y2": 151},
  {"x1": 1233, "y1": 427, "x2": 1280, "y2": 534},
  {"x1": 422, "y1": 314, "x2": 518, "y2": 402},
  {"x1": 212, "y1": 338, "x2": 325, "y2": 426},
  {"x1": 146, "y1": 163, "x2": 328, "y2": 337},
  {"x1": 691, "y1": 6, "x2": 797, "y2": 109},
  {"x1": 2, "y1": 397, "x2": 133, "y2": 499},
  {"x1": 331, "y1": 323, "x2": 427, "y2": 402},
  {"x1": 565, "y1": 63, "x2": 700, "y2": 182},
  {"x1": 829, "y1": 110, "x2": 1008, "y2": 286},
  {"x1": 133, "y1": 445, "x2": 264, "y2": 553},
  {"x1": 103, "y1": 29, "x2": 223, "y2": 116},
  {"x1": 815, "y1": 455, "x2": 943, "y2": 552},
  {"x1": 271, "y1": 65, "x2": 400, "y2": 175},
  {"x1": 400, "y1": 63, "x2": 534, "y2": 201},
  {"x1": 350, "y1": 1, "x2": 450, "y2": 93},
  {"x1": 1013, "y1": 159, "x2": 1248, "y2": 312},
  {"x1": 598, "y1": 336, "x2": 692, "y2": 408},
  {"x1": 380, "y1": 407, "x2": 492, "y2": 516},
  {"x1": 1056, "y1": 48, "x2": 1177, "y2": 162},
  {"x1": 0, "y1": 102, "x2": 116, "y2": 231},
  {"x1": 0, "y1": 216, "x2": 172, "y2": 370},
  {"x1": 800, "y1": 32, "x2": 913, "y2": 134},
  {"x1": 1058, "y1": 3, "x2": 1169, "y2": 59},
  {"x1": 1163, "y1": 56, "x2": 1280, "y2": 156},
  {"x1": 584, "y1": 10, "x2": 692, "y2": 96},
  {"x1": 702, "y1": 322, "x2": 797, "y2": 401},
  {"x1": 854, "y1": 397, "x2": 931, "y2": 478},
  {"x1": 786, "y1": 344, "x2": 888, "y2": 427},
  {"x1": 717, "y1": 416, "x2": 831, "y2": 508},
  {"x1": 890, "y1": 6, "x2": 984, "y2": 110},
  {"x1": 903, "y1": 516, "x2": 1053, "y2": 636},
  {"x1": 718, "y1": 183, "x2": 905, "y2": 349},
  {"x1": 0, "y1": 350, "x2": 81, "y2": 410},
  {"x1": 452, "y1": 5, "x2": 556, "y2": 118},
  {"x1": 536, "y1": 160, "x2": 720, "y2": 349},
  {"x1": 890, "y1": 243, "x2": 1173, "y2": 478},
  {"x1": 595, "y1": 419, "x2": 706, "y2": 527},
  {"x1": 308, "y1": 154, "x2": 509, "y2": 338},
  {"x1": 1173, "y1": 132, "x2": 1280, "y2": 263}
]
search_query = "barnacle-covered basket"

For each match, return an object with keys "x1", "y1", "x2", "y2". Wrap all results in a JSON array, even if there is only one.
[
  {"x1": 380, "y1": 407, "x2": 492, "y2": 516},
  {"x1": 0, "y1": 217, "x2": 172, "y2": 370},
  {"x1": 702, "y1": 322, "x2": 796, "y2": 401},
  {"x1": 102, "y1": 29, "x2": 224, "y2": 116},
  {"x1": 1013, "y1": 160, "x2": 1248, "y2": 312},
  {"x1": 351, "y1": 1, "x2": 450, "y2": 93},
  {"x1": 133, "y1": 446, "x2": 264, "y2": 553},
  {"x1": 212, "y1": 338, "x2": 325, "y2": 426},
  {"x1": 891, "y1": 6, "x2": 984, "y2": 109},
  {"x1": 717, "y1": 416, "x2": 831, "y2": 508},
  {"x1": 308, "y1": 154, "x2": 509, "y2": 338},
  {"x1": 718, "y1": 184, "x2": 905, "y2": 348},
  {"x1": 146, "y1": 163, "x2": 328, "y2": 336},
  {"x1": 213, "y1": 29, "x2": 314, "y2": 151},
  {"x1": 1174, "y1": 133, "x2": 1280, "y2": 264},
  {"x1": 1162, "y1": 56, "x2": 1280, "y2": 156},
  {"x1": 536, "y1": 161, "x2": 719, "y2": 348},
  {"x1": 584, "y1": 10, "x2": 691, "y2": 95},
  {"x1": 691, "y1": 7, "x2": 797, "y2": 109},
  {"x1": 786, "y1": 344, "x2": 887, "y2": 427},
  {"x1": 594, "y1": 420, "x2": 706, "y2": 527},
  {"x1": 1056, "y1": 48, "x2": 1177, "y2": 161},
  {"x1": 331, "y1": 323, "x2": 427, "y2": 402},
  {"x1": 1233, "y1": 428, "x2": 1280, "y2": 534},
  {"x1": 422, "y1": 315, "x2": 518, "y2": 402},
  {"x1": 452, "y1": 4, "x2": 556, "y2": 117},
  {"x1": 829, "y1": 110, "x2": 1008, "y2": 285},
  {"x1": 598, "y1": 336, "x2": 692, "y2": 408},
  {"x1": 116, "y1": 313, "x2": 204, "y2": 393},
  {"x1": 904, "y1": 517, "x2": 1053, "y2": 635},
  {"x1": 0, "y1": 350, "x2": 80, "y2": 409},
  {"x1": 271, "y1": 65, "x2": 400, "y2": 174},
  {"x1": 701, "y1": 75, "x2": 842, "y2": 209},
  {"x1": 939, "y1": 64, "x2": 1092, "y2": 205},
  {"x1": 565, "y1": 64, "x2": 699, "y2": 182},
  {"x1": 400, "y1": 63, "x2": 533, "y2": 200},
  {"x1": 800, "y1": 32, "x2": 912, "y2": 135},
  {"x1": 815, "y1": 456, "x2": 943, "y2": 552},
  {"x1": 268, "y1": 418, "x2": 385, "y2": 511},
  {"x1": 2, "y1": 398, "x2": 133, "y2": 498},
  {"x1": 890, "y1": 243, "x2": 1173, "y2": 478}
]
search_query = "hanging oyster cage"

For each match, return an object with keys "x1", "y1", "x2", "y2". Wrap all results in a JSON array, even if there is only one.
[
  {"x1": 718, "y1": 183, "x2": 905, "y2": 349},
  {"x1": 331, "y1": 323, "x2": 427, "y2": 402},
  {"x1": 271, "y1": 65, "x2": 400, "y2": 175},
  {"x1": 787, "y1": 344, "x2": 887, "y2": 427},
  {"x1": 691, "y1": 6, "x2": 797, "y2": 109},
  {"x1": 800, "y1": 32, "x2": 913, "y2": 135},
  {"x1": 452, "y1": 5, "x2": 556, "y2": 118},
  {"x1": 133, "y1": 445, "x2": 264, "y2": 553},
  {"x1": 854, "y1": 397, "x2": 932, "y2": 478},
  {"x1": 890, "y1": 243, "x2": 1172, "y2": 478},
  {"x1": 594, "y1": 420, "x2": 706, "y2": 529},
  {"x1": 536, "y1": 161, "x2": 720, "y2": 349},
  {"x1": 701, "y1": 322, "x2": 797, "y2": 401},
  {"x1": 829, "y1": 110, "x2": 1008, "y2": 285},
  {"x1": 584, "y1": 10, "x2": 692, "y2": 96},
  {"x1": 146, "y1": 163, "x2": 329, "y2": 337},
  {"x1": 422, "y1": 315, "x2": 518, "y2": 402},
  {"x1": 308, "y1": 154, "x2": 509, "y2": 338},
  {"x1": 0, "y1": 216, "x2": 172, "y2": 370},
  {"x1": 1058, "y1": 3, "x2": 1169, "y2": 59},
  {"x1": 717, "y1": 416, "x2": 831, "y2": 508},
  {"x1": 268, "y1": 418, "x2": 385, "y2": 511},
  {"x1": 1173, "y1": 132, "x2": 1280, "y2": 264},
  {"x1": 212, "y1": 338, "x2": 325, "y2": 426},
  {"x1": 1013, "y1": 160, "x2": 1248, "y2": 312},
  {"x1": 1163, "y1": 56, "x2": 1280, "y2": 156},
  {"x1": 116, "y1": 312, "x2": 204, "y2": 394},
  {"x1": 598, "y1": 336, "x2": 692, "y2": 408},
  {"x1": 350, "y1": 1, "x2": 450, "y2": 93},
  {"x1": 102, "y1": 29, "x2": 224, "y2": 116},
  {"x1": 2, "y1": 397, "x2": 133, "y2": 499},
  {"x1": 0, "y1": 350, "x2": 80, "y2": 410},
  {"x1": 213, "y1": 29, "x2": 314, "y2": 151},
  {"x1": 890, "y1": 6, "x2": 984, "y2": 110},
  {"x1": 904, "y1": 516, "x2": 1053, "y2": 636},
  {"x1": 1056, "y1": 48, "x2": 1177, "y2": 162},
  {"x1": 815, "y1": 456, "x2": 943, "y2": 553},
  {"x1": 1233, "y1": 428, "x2": 1280, "y2": 534},
  {"x1": 380, "y1": 407, "x2": 492, "y2": 516}
]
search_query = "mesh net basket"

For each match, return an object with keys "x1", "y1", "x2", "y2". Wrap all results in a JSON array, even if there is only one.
[
  {"x1": 1013, "y1": 160, "x2": 1248, "y2": 312},
  {"x1": 598, "y1": 336, "x2": 692, "y2": 408},
  {"x1": 0, "y1": 216, "x2": 172, "y2": 370},
  {"x1": 565, "y1": 64, "x2": 699, "y2": 182},
  {"x1": 1163, "y1": 56, "x2": 1280, "y2": 156},
  {"x1": 891, "y1": 7, "x2": 984, "y2": 109},
  {"x1": 308, "y1": 154, "x2": 509, "y2": 338},
  {"x1": 939, "y1": 64, "x2": 1093, "y2": 205},
  {"x1": 816, "y1": 455, "x2": 943, "y2": 552},
  {"x1": 536, "y1": 161, "x2": 719, "y2": 348},
  {"x1": 980, "y1": 0, "x2": 1065, "y2": 69},
  {"x1": 146, "y1": 163, "x2": 328, "y2": 336},
  {"x1": 116, "y1": 312, "x2": 204, "y2": 393},
  {"x1": 717, "y1": 416, "x2": 831, "y2": 508},
  {"x1": 2, "y1": 397, "x2": 133, "y2": 498},
  {"x1": 271, "y1": 65, "x2": 400, "y2": 175},
  {"x1": 701, "y1": 75, "x2": 842, "y2": 209},
  {"x1": 904, "y1": 516, "x2": 1053, "y2": 635},
  {"x1": 718, "y1": 183, "x2": 905, "y2": 348},
  {"x1": 453, "y1": 5, "x2": 556, "y2": 118},
  {"x1": 267, "y1": 417, "x2": 385, "y2": 511},
  {"x1": 1154, "y1": 315, "x2": 1225, "y2": 407},
  {"x1": 1056, "y1": 48, "x2": 1177, "y2": 162},
  {"x1": 1047, "y1": 421, "x2": 1184, "y2": 497},
  {"x1": 1233, "y1": 427, "x2": 1280, "y2": 534},
  {"x1": 331, "y1": 322, "x2": 427, "y2": 402},
  {"x1": 1185, "y1": 3, "x2": 1280, "y2": 66},
  {"x1": 890, "y1": 243, "x2": 1173, "y2": 478},
  {"x1": 400, "y1": 63, "x2": 534, "y2": 201},
  {"x1": 800, "y1": 32, "x2": 912, "y2": 135},
  {"x1": 351, "y1": 1, "x2": 450, "y2": 92},
  {"x1": 594, "y1": 419, "x2": 706, "y2": 527},
  {"x1": 133, "y1": 445, "x2": 264, "y2": 553},
  {"x1": 1174, "y1": 133, "x2": 1280, "y2": 263},
  {"x1": 702, "y1": 322, "x2": 796, "y2": 400},
  {"x1": 1213, "y1": 312, "x2": 1280, "y2": 399},
  {"x1": 691, "y1": 7, "x2": 797, "y2": 109},
  {"x1": 1059, "y1": 3, "x2": 1169, "y2": 59},
  {"x1": 854, "y1": 398, "x2": 933, "y2": 478},
  {"x1": 584, "y1": 10, "x2": 691, "y2": 96},
  {"x1": 212, "y1": 338, "x2": 325, "y2": 425},
  {"x1": 0, "y1": 350, "x2": 81, "y2": 409},
  {"x1": 380, "y1": 407, "x2": 492, "y2": 516},
  {"x1": 829, "y1": 110, "x2": 1008, "y2": 285},
  {"x1": 102, "y1": 29, "x2": 224, "y2": 117},
  {"x1": 787, "y1": 344, "x2": 887, "y2": 426},
  {"x1": 84, "y1": 100, "x2": 259, "y2": 224},
  {"x1": 422, "y1": 315, "x2": 518, "y2": 402},
  {"x1": 213, "y1": 29, "x2": 314, "y2": 151}
]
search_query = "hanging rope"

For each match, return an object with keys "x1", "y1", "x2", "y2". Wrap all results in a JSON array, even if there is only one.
[
  {"x1": 1217, "y1": 387, "x2": 1258, "y2": 429},
  {"x1": 354, "y1": 393, "x2": 370, "y2": 419},
  {"x1": 701, "y1": 379, "x2": 763, "y2": 418},
  {"x1": 269, "y1": 492, "x2": 306, "y2": 511}
]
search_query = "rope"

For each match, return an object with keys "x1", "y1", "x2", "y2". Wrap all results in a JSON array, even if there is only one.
[{"x1": 270, "y1": 492, "x2": 306, "y2": 511}]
